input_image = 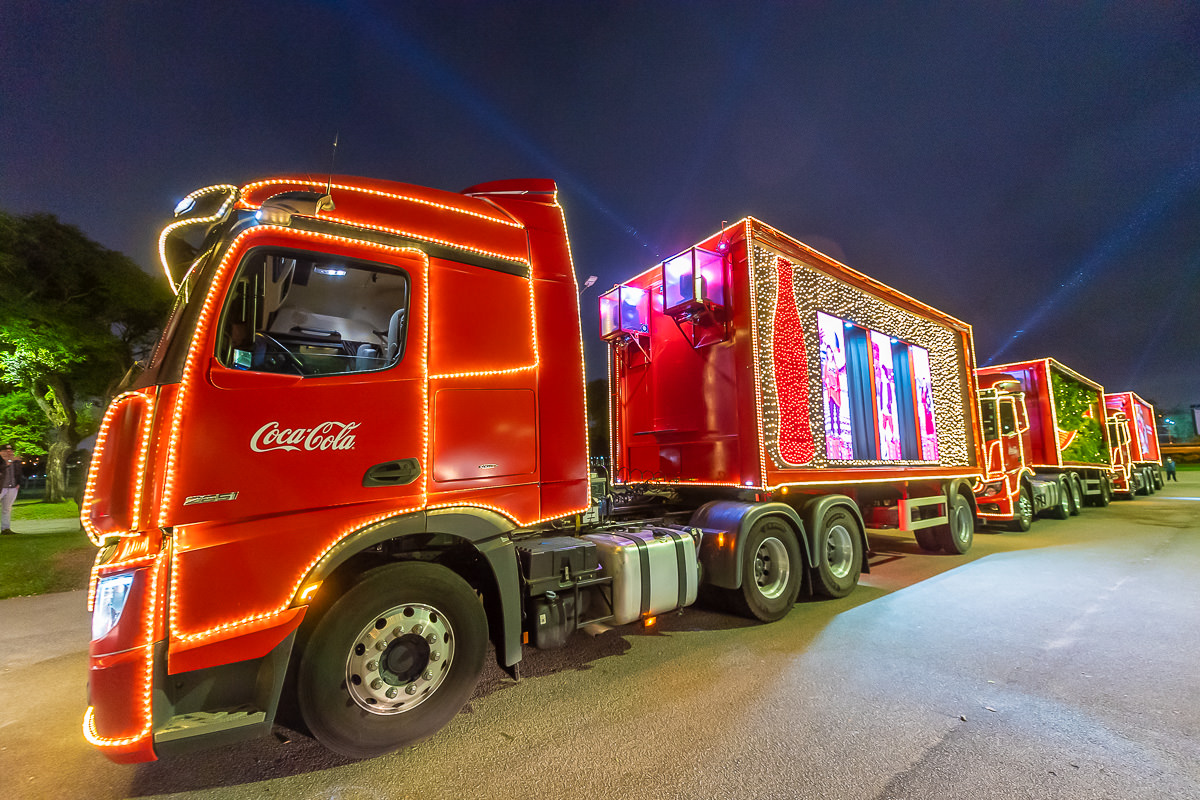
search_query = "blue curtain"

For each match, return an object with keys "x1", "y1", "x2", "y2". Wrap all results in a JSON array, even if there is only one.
[{"x1": 844, "y1": 325, "x2": 876, "y2": 459}]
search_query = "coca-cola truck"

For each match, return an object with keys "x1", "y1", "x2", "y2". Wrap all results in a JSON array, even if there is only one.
[
  {"x1": 82, "y1": 176, "x2": 981, "y2": 764},
  {"x1": 1104, "y1": 391, "x2": 1164, "y2": 497},
  {"x1": 974, "y1": 359, "x2": 1114, "y2": 527},
  {"x1": 973, "y1": 372, "x2": 1076, "y2": 530}
]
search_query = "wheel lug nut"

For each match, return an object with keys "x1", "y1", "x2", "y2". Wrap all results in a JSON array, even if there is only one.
[
  {"x1": 366, "y1": 660, "x2": 378, "y2": 671},
  {"x1": 411, "y1": 625, "x2": 424, "y2": 634},
  {"x1": 405, "y1": 684, "x2": 418, "y2": 695},
  {"x1": 386, "y1": 687, "x2": 398, "y2": 699},
  {"x1": 423, "y1": 670, "x2": 434, "y2": 681},
  {"x1": 375, "y1": 641, "x2": 388, "y2": 652},
  {"x1": 425, "y1": 633, "x2": 438, "y2": 644},
  {"x1": 392, "y1": 628, "x2": 404, "y2": 637},
  {"x1": 430, "y1": 651, "x2": 442, "y2": 662},
  {"x1": 370, "y1": 679, "x2": 383, "y2": 690}
]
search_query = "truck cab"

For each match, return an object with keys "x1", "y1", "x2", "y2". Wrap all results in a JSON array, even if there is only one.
[
  {"x1": 83, "y1": 176, "x2": 590, "y2": 762},
  {"x1": 974, "y1": 375, "x2": 1075, "y2": 530}
]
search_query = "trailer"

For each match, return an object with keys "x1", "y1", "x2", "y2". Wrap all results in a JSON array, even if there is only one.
[
  {"x1": 602, "y1": 219, "x2": 983, "y2": 561},
  {"x1": 975, "y1": 359, "x2": 1114, "y2": 521},
  {"x1": 1104, "y1": 391, "x2": 1164, "y2": 496},
  {"x1": 82, "y1": 176, "x2": 981, "y2": 764}
]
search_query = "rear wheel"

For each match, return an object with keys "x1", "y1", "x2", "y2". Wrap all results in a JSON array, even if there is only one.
[
  {"x1": 812, "y1": 507, "x2": 863, "y2": 598},
  {"x1": 935, "y1": 493, "x2": 974, "y2": 554},
  {"x1": 730, "y1": 516, "x2": 803, "y2": 622},
  {"x1": 914, "y1": 529, "x2": 940, "y2": 552},
  {"x1": 1065, "y1": 474, "x2": 1082, "y2": 516},
  {"x1": 1046, "y1": 479, "x2": 1071, "y2": 520},
  {"x1": 1098, "y1": 476, "x2": 1112, "y2": 506},
  {"x1": 298, "y1": 562, "x2": 487, "y2": 759},
  {"x1": 1008, "y1": 486, "x2": 1033, "y2": 532}
]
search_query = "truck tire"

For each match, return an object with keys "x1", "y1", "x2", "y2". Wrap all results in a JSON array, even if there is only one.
[
  {"x1": 1046, "y1": 478, "x2": 1071, "y2": 520},
  {"x1": 1009, "y1": 486, "x2": 1033, "y2": 532},
  {"x1": 812, "y1": 507, "x2": 863, "y2": 599},
  {"x1": 914, "y1": 529, "x2": 940, "y2": 552},
  {"x1": 935, "y1": 493, "x2": 974, "y2": 554},
  {"x1": 1097, "y1": 476, "x2": 1112, "y2": 506},
  {"x1": 729, "y1": 516, "x2": 802, "y2": 622},
  {"x1": 1066, "y1": 474, "x2": 1083, "y2": 516},
  {"x1": 297, "y1": 562, "x2": 487, "y2": 759},
  {"x1": 1143, "y1": 468, "x2": 1156, "y2": 494}
]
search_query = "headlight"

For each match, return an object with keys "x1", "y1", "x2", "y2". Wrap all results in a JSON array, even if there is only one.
[
  {"x1": 982, "y1": 482, "x2": 1004, "y2": 498},
  {"x1": 92, "y1": 573, "x2": 135, "y2": 641}
]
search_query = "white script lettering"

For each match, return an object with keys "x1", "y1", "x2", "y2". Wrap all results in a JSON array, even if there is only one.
[{"x1": 251, "y1": 421, "x2": 360, "y2": 453}]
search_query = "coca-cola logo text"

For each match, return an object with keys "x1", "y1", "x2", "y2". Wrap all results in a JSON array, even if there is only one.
[{"x1": 251, "y1": 421, "x2": 360, "y2": 453}]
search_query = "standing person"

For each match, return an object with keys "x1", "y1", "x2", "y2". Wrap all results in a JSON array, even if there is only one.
[
  {"x1": 1, "y1": 443, "x2": 23, "y2": 535},
  {"x1": 1165, "y1": 457, "x2": 1178, "y2": 482}
]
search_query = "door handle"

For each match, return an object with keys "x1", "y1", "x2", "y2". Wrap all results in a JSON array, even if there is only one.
[{"x1": 363, "y1": 458, "x2": 421, "y2": 487}]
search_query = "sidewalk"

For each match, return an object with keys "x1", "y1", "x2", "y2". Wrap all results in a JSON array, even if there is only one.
[{"x1": 6, "y1": 517, "x2": 84, "y2": 535}]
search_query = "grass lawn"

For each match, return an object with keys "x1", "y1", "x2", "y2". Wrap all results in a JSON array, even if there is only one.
[
  {"x1": 0, "y1": 529, "x2": 95, "y2": 599},
  {"x1": 12, "y1": 497, "x2": 81, "y2": 520},
  {"x1": 2, "y1": 498, "x2": 93, "y2": 598}
]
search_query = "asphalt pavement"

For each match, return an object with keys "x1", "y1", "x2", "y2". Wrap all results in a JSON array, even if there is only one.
[{"x1": 1, "y1": 474, "x2": 1198, "y2": 799}]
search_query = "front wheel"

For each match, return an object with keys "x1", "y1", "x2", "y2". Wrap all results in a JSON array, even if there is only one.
[
  {"x1": 936, "y1": 493, "x2": 975, "y2": 554},
  {"x1": 812, "y1": 507, "x2": 864, "y2": 599},
  {"x1": 730, "y1": 516, "x2": 803, "y2": 622},
  {"x1": 298, "y1": 562, "x2": 488, "y2": 759},
  {"x1": 1008, "y1": 485, "x2": 1033, "y2": 532}
]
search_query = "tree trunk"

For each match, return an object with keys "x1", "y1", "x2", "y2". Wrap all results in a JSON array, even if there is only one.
[
  {"x1": 28, "y1": 375, "x2": 78, "y2": 504},
  {"x1": 45, "y1": 439, "x2": 71, "y2": 503}
]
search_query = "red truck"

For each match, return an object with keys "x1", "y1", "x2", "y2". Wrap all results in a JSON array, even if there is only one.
[
  {"x1": 974, "y1": 358, "x2": 1113, "y2": 529},
  {"x1": 82, "y1": 176, "x2": 982, "y2": 764},
  {"x1": 1104, "y1": 391, "x2": 1164, "y2": 497}
]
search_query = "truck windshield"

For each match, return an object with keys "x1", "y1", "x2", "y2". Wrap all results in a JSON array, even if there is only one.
[{"x1": 214, "y1": 249, "x2": 410, "y2": 377}]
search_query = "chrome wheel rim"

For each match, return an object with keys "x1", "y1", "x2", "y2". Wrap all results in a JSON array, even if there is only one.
[
  {"x1": 754, "y1": 536, "x2": 791, "y2": 599},
  {"x1": 345, "y1": 603, "x2": 455, "y2": 715},
  {"x1": 953, "y1": 504, "x2": 973, "y2": 544},
  {"x1": 1018, "y1": 493, "x2": 1033, "y2": 524},
  {"x1": 825, "y1": 524, "x2": 854, "y2": 579}
]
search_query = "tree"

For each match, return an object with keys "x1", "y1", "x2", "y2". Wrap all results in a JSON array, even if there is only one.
[{"x1": 0, "y1": 211, "x2": 173, "y2": 501}]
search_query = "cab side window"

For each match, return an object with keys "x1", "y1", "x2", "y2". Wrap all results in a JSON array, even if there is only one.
[
  {"x1": 999, "y1": 402, "x2": 1018, "y2": 436},
  {"x1": 215, "y1": 250, "x2": 410, "y2": 376}
]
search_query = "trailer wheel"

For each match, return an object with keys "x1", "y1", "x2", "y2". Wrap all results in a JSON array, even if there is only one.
[
  {"x1": 914, "y1": 529, "x2": 940, "y2": 552},
  {"x1": 936, "y1": 493, "x2": 975, "y2": 553},
  {"x1": 1046, "y1": 478, "x2": 1071, "y2": 520},
  {"x1": 1153, "y1": 468, "x2": 1164, "y2": 490},
  {"x1": 730, "y1": 516, "x2": 802, "y2": 622},
  {"x1": 812, "y1": 508, "x2": 863, "y2": 599},
  {"x1": 1009, "y1": 486, "x2": 1033, "y2": 532},
  {"x1": 1066, "y1": 475, "x2": 1083, "y2": 516},
  {"x1": 297, "y1": 562, "x2": 487, "y2": 759}
]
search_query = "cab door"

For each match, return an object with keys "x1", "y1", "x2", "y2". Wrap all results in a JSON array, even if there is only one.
[{"x1": 169, "y1": 233, "x2": 429, "y2": 527}]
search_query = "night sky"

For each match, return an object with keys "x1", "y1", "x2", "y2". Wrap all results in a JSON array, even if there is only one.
[{"x1": 3, "y1": 2, "x2": 1198, "y2": 409}]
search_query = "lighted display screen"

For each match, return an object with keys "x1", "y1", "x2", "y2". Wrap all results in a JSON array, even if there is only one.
[
  {"x1": 1135, "y1": 403, "x2": 1154, "y2": 457},
  {"x1": 817, "y1": 311, "x2": 938, "y2": 463},
  {"x1": 912, "y1": 346, "x2": 939, "y2": 460},
  {"x1": 818, "y1": 312, "x2": 853, "y2": 459},
  {"x1": 870, "y1": 331, "x2": 903, "y2": 460}
]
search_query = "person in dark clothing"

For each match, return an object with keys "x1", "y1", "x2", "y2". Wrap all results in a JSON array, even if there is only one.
[
  {"x1": 1, "y1": 443, "x2": 24, "y2": 534},
  {"x1": 1165, "y1": 457, "x2": 1178, "y2": 481}
]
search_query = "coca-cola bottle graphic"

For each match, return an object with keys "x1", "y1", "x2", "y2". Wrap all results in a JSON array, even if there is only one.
[{"x1": 772, "y1": 257, "x2": 814, "y2": 464}]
